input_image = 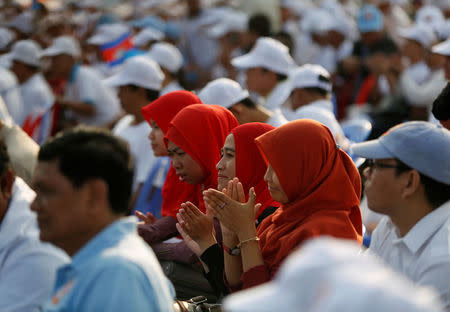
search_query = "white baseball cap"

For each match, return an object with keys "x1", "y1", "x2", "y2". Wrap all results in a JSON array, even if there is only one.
[
  {"x1": 289, "y1": 64, "x2": 332, "y2": 93},
  {"x1": 0, "y1": 27, "x2": 15, "y2": 51},
  {"x1": 132, "y1": 27, "x2": 164, "y2": 48},
  {"x1": 399, "y1": 23, "x2": 438, "y2": 48},
  {"x1": 41, "y1": 36, "x2": 81, "y2": 58},
  {"x1": 147, "y1": 42, "x2": 183, "y2": 73},
  {"x1": 224, "y1": 237, "x2": 444, "y2": 312},
  {"x1": 103, "y1": 56, "x2": 163, "y2": 91},
  {"x1": 415, "y1": 5, "x2": 445, "y2": 30},
  {"x1": 432, "y1": 38, "x2": 450, "y2": 56},
  {"x1": 6, "y1": 12, "x2": 33, "y2": 35},
  {"x1": 198, "y1": 78, "x2": 249, "y2": 108},
  {"x1": 10, "y1": 40, "x2": 42, "y2": 67},
  {"x1": 231, "y1": 37, "x2": 296, "y2": 75},
  {"x1": 206, "y1": 11, "x2": 248, "y2": 38},
  {"x1": 87, "y1": 24, "x2": 131, "y2": 46}
]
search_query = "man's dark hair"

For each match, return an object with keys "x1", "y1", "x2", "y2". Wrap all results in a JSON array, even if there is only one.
[
  {"x1": 238, "y1": 97, "x2": 257, "y2": 109},
  {"x1": 261, "y1": 68, "x2": 287, "y2": 81},
  {"x1": 248, "y1": 14, "x2": 271, "y2": 37},
  {"x1": 432, "y1": 82, "x2": 450, "y2": 121},
  {"x1": 395, "y1": 160, "x2": 450, "y2": 209},
  {"x1": 303, "y1": 87, "x2": 329, "y2": 97},
  {"x1": 38, "y1": 127, "x2": 134, "y2": 214},
  {"x1": 0, "y1": 139, "x2": 10, "y2": 175},
  {"x1": 129, "y1": 84, "x2": 160, "y2": 102}
]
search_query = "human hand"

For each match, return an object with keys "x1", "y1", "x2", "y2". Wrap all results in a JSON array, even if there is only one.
[
  {"x1": 176, "y1": 202, "x2": 216, "y2": 256},
  {"x1": 135, "y1": 211, "x2": 158, "y2": 225}
]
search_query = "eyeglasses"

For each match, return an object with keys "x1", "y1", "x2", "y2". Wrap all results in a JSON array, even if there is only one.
[{"x1": 365, "y1": 159, "x2": 403, "y2": 170}]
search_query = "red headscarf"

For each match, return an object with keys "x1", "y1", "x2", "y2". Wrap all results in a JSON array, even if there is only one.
[
  {"x1": 166, "y1": 104, "x2": 239, "y2": 213},
  {"x1": 141, "y1": 91, "x2": 203, "y2": 218},
  {"x1": 255, "y1": 119, "x2": 363, "y2": 276},
  {"x1": 231, "y1": 123, "x2": 279, "y2": 218}
]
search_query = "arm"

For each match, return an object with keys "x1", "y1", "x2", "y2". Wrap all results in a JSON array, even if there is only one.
[
  {"x1": 137, "y1": 216, "x2": 178, "y2": 245},
  {"x1": 57, "y1": 96, "x2": 95, "y2": 116},
  {"x1": 151, "y1": 241, "x2": 198, "y2": 264}
]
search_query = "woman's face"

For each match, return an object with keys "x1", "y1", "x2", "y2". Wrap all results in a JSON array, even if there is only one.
[
  {"x1": 167, "y1": 140, "x2": 205, "y2": 184},
  {"x1": 148, "y1": 120, "x2": 167, "y2": 156},
  {"x1": 216, "y1": 134, "x2": 236, "y2": 191},
  {"x1": 264, "y1": 164, "x2": 289, "y2": 204}
]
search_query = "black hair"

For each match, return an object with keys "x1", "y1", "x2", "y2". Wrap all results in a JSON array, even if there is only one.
[
  {"x1": 432, "y1": 82, "x2": 450, "y2": 121},
  {"x1": 261, "y1": 67, "x2": 288, "y2": 81},
  {"x1": 38, "y1": 126, "x2": 134, "y2": 214},
  {"x1": 395, "y1": 159, "x2": 450, "y2": 209},
  {"x1": 303, "y1": 87, "x2": 329, "y2": 97},
  {"x1": 248, "y1": 14, "x2": 271, "y2": 37},
  {"x1": 273, "y1": 31, "x2": 294, "y2": 55},
  {"x1": 129, "y1": 84, "x2": 160, "y2": 102},
  {"x1": 238, "y1": 97, "x2": 257, "y2": 109},
  {"x1": 0, "y1": 139, "x2": 10, "y2": 175}
]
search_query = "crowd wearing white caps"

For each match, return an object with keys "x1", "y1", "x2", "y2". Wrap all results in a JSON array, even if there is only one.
[{"x1": 0, "y1": 0, "x2": 450, "y2": 311}]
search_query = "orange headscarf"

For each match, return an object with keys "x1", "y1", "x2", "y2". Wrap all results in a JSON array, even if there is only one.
[
  {"x1": 166, "y1": 104, "x2": 239, "y2": 213},
  {"x1": 231, "y1": 123, "x2": 279, "y2": 218},
  {"x1": 141, "y1": 91, "x2": 203, "y2": 218},
  {"x1": 255, "y1": 119, "x2": 362, "y2": 276}
]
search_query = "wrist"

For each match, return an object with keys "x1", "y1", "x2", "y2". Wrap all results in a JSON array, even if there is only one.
[
  {"x1": 237, "y1": 225, "x2": 257, "y2": 241},
  {"x1": 197, "y1": 236, "x2": 217, "y2": 254}
]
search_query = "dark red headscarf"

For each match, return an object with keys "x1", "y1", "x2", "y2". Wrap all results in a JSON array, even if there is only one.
[
  {"x1": 141, "y1": 90, "x2": 202, "y2": 218},
  {"x1": 231, "y1": 123, "x2": 279, "y2": 218},
  {"x1": 255, "y1": 119, "x2": 363, "y2": 277},
  {"x1": 166, "y1": 104, "x2": 239, "y2": 213}
]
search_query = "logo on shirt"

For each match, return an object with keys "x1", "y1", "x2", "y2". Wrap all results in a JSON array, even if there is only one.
[{"x1": 52, "y1": 280, "x2": 76, "y2": 305}]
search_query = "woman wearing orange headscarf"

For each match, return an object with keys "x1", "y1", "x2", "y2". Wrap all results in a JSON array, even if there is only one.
[
  {"x1": 137, "y1": 91, "x2": 203, "y2": 245},
  {"x1": 204, "y1": 119, "x2": 363, "y2": 289}
]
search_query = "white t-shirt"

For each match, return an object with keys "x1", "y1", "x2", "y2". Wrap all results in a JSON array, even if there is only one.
[
  {"x1": 369, "y1": 201, "x2": 450, "y2": 310},
  {"x1": 65, "y1": 65, "x2": 120, "y2": 126},
  {"x1": 0, "y1": 67, "x2": 24, "y2": 125},
  {"x1": 266, "y1": 108, "x2": 288, "y2": 127},
  {"x1": 20, "y1": 73, "x2": 54, "y2": 122},
  {"x1": 262, "y1": 80, "x2": 292, "y2": 111},
  {"x1": 113, "y1": 115, "x2": 157, "y2": 191},
  {"x1": 160, "y1": 81, "x2": 183, "y2": 95}
]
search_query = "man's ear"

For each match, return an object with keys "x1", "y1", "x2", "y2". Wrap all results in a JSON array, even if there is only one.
[
  {"x1": 0, "y1": 169, "x2": 14, "y2": 201},
  {"x1": 230, "y1": 103, "x2": 245, "y2": 114},
  {"x1": 401, "y1": 170, "x2": 421, "y2": 199},
  {"x1": 84, "y1": 179, "x2": 109, "y2": 215}
]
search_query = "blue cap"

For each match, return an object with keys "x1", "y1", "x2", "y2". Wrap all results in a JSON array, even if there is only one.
[
  {"x1": 357, "y1": 5, "x2": 384, "y2": 34},
  {"x1": 351, "y1": 121, "x2": 450, "y2": 185}
]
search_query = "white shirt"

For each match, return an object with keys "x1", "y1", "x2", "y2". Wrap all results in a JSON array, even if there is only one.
[
  {"x1": 0, "y1": 178, "x2": 69, "y2": 312},
  {"x1": 65, "y1": 65, "x2": 120, "y2": 126},
  {"x1": 160, "y1": 80, "x2": 183, "y2": 95},
  {"x1": 263, "y1": 80, "x2": 292, "y2": 111},
  {"x1": 404, "y1": 61, "x2": 431, "y2": 86},
  {"x1": 20, "y1": 73, "x2": 54, "y2": 122},
  {"x1": 369, "y1": 201, "x2": 450, "y2": 310},
  {"x1": 113, "y1": 115, "x2": 157, "y2": 191},
  {"x1": 0, "y1": 67, "x2": 24, "y2": 125},
  {"x1": 266, "y1": 108, "x2": 288, "y2": 127}
]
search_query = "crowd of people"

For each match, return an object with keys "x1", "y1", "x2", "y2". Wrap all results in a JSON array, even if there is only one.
[{"x1": 0, "y1": 0, "x2": 449, "y2": 311}]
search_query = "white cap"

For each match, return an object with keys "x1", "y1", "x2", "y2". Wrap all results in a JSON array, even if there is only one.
[
  {"x1": 301, "y1": 8, "x2": 334, "y2": 36},
  {"x1": 224, "y1": 237, "x2": 444, "y2": 312},
  {"x1": 10, "y1": 40, "x2": 42, "y2": 67},
  {"x1": 206, "y1": 11, "x2": 248, "y2": 38},
  {"x1": 198, "y1": 78, "x2": 249, "y2": 108},
  {"x1": 289, "y1": 64, "x2": 332, "y2": 93},
  {"x1": 432, "y1": 38, "x2": 450, "y2": 56},
  {"x1": 281, "y1": 0, "x2": 315, "y2": 17},
  {"x1": 41, "y1": 36, "x2": 81, "y2": 58},
  {"x1": 415, "y1": 5, "x2": 445, "y2": 30},
  {"x1": 147, "y1": 42, "x2": 183, "y2": 73},
  {"x1": 0, "y1": 27, "x2": 15, "y2": 51},
  {"x1": 132, "y1": 27, "x2": 164, "y2": 47},
  {"x1": 231, "y1": 37, "x2": 296, "y2": 75},
  {"x1": 6, "y1": 12, "x2": 33, "y2": 35},
  {"x1": 87, "y1": 24, "x2": 130, "y2": 46},
  {"x1": 103, "y1": 56, "x2": 163, "y2": 91},
  {"x1": 399, "y1": 23, "x2": 438, "y2": 48}
]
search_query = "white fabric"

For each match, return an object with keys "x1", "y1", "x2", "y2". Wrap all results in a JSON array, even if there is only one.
[
  {"x1": 112, "y1": 116, "x2": 157, "y2": 191},
  {"x1": 87, "y1": 23, "x2": 130, "y2": 46},
  {"x1": 160, "y1": 81, "x2": 183, "y2": 95},
  {"x1": 266, "y1": 108, "x2": 288, "y2": 127},
  {"x1": 206, "y1": 11, "x2": 248, "y2": 38},
  {"x1": 0, "y1": 178, "x2": 69, "y2": 312},
  {"x1": 432, "y1": 39, "x2": 450, "y2": 56},
  {"x1": 20, "y1": 73, "x2": 54, "y2": 123},
  {"x1": 147, "y1": 42, "x2": 183, "y2": 73},
  {"x1": 198, "y1": 78, "x2": 249, "y2": 108},
  {"x1": 399, "y1": 23, "x2": 438, "y2": 48},
  {"x1": 262, "y1": 80, "x2": 292, "y2": 111},
  {"x1": 403, "y1": 61, "x2": 431, "y2": 85},
  {"x1": 10, "y1": 40, "x2": 42, "y2": 67},
  {"x1": 65, "y1": 66, "x2": 120, "y2": 126},
  {"x1": 0, "y1": 95, "x2": 13, "y2": 125},
  {"x1": 0, "y1": 67, "x2": 24, "y2": 125},
  {"x1": 41, "y1": 36, "x2": 81, "y2": 58},
  {"x1": 132, "y1": 27, "x2": 164, "y2": 48},
  {"x1": 104, "y1": 56, "x2": 163, "y2": 91},
  {"x1": 224, "y1": 237, "x2": 444, "y2": 312},
  {"x1": 369, "y1": 201, "x2": 450, "y2": 310},
  {"x1": 289, "y1": 64, "x2": 332, "y2": 93}
]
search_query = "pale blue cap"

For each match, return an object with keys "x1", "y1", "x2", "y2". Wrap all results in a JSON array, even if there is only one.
[
  {"x1": 351, "y1": 121, "x2": 450, "y2": 185},
  {"x1": 358, "y1": 5, "x2": 384, "y2": 34}
]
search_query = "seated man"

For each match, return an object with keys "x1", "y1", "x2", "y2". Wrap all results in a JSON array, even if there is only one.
[
  {"x1": 352, "y1": 121, "x2": 450, "y2": 310},
  {"x1": 33, "y1": 127, "x2": 174, "y2": 311},
  {"x1": 0, "y1": 139, "x2": 68, "y2": 311}
]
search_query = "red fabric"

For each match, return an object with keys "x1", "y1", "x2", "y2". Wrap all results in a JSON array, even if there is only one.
[
  {"x1": 254, "y1": 119, "x2": 363, "y2": 279},
  {"x1": 231, "y1": 123, "x2": 279, "y2": 218},
  {"x1": 141, "y1": 91, "x2": 203, "y2": 218},
  {"x1": 355, "y1": 74, "x2": 377, "y2": 106},
  {"x1": 166, "y1": 104, "x2": 239, "y2": 213}
]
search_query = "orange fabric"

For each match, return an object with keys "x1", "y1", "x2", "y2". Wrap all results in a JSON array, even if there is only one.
[
  {"x1": 254, "y1": 119, "x2": 363, "y2": 277},
  {"x1": 166, "y1": 104, "x2": 239, "y2": 213},
  {"x1": 231, "y1": 123, "x2": 279, "y2": 217},
  {"x1": 355, "y1": 74, "x2": 377, "y2": 106},
  {"x1": 141, "y1": 91, "x2": 203, "y2": 218}
]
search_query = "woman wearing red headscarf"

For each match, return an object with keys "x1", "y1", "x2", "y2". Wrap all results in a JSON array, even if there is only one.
[
  {"x1": 204, "y1": 119, "x2": 363, "y2": 290},
  {"x1": 137, "y1": 91, "x2": 202, "y2": 245},
  {"x1": 176, "y1": 123, "x2": 279, "y2": 297},
  {"x1": 150, "y1": 104, "x2": 239, "y2": 263}
]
